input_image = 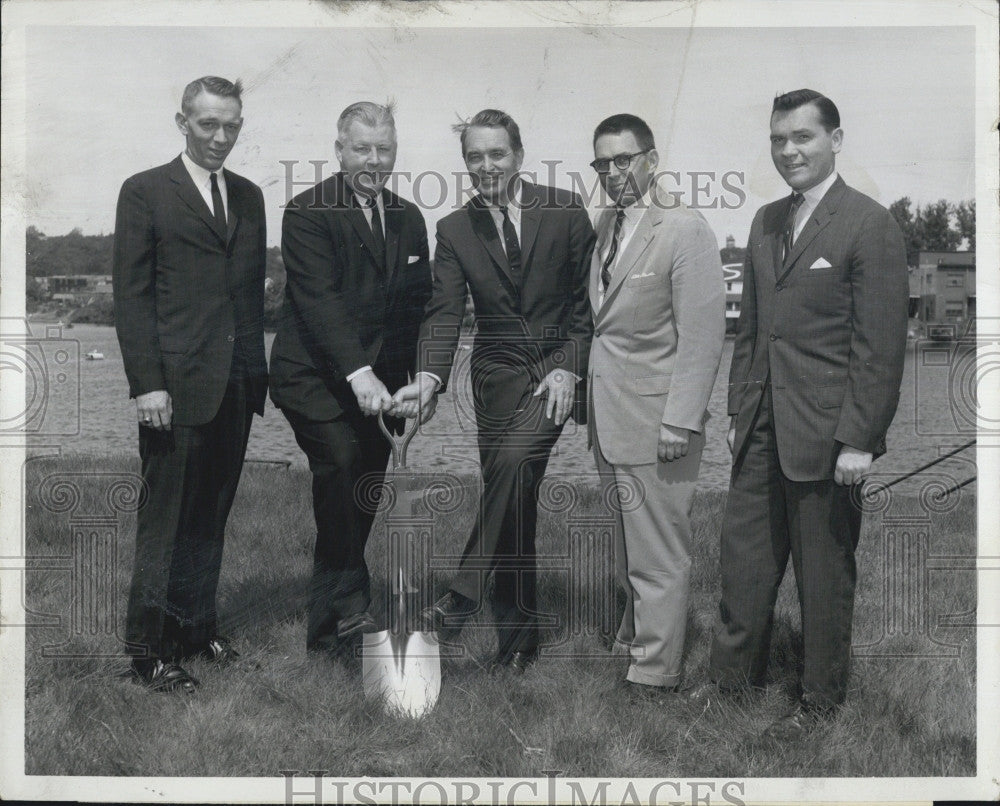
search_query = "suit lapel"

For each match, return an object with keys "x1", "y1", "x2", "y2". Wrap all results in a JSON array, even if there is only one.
[
  {"x1": 383, "y1": 191, "x2": 402, "y2": 288},
  {"x1": 169, "y1": 157, "x2": 225, "y2": 246},
  {"x1": 594, "y1": 207, "x2": 659, "y2": 323},
  {"x1": 590, "y1": 208, "x2": 614, "y2": 317},
  {"x1": 346, "y1": 202, "x2": 383, "y2": 276},
  {"x1": 777, "y1": 175, "x2": 846, "y2": 286},
  {"x1": 468, "y1": 198, "x2": 518, "y2": 290},
  {"x1": 518, "y1": 183, "x2": 542, "y2": 274},
  {"x1": 598, "y1": 208, "x2": 657, "y2": 317},
  {"x1": 222, "y1": 169, "x2": 242, "y2": 250}
]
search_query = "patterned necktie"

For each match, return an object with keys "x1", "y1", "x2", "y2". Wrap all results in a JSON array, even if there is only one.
[
  {"x1": 782, "y1": 192, "x2": 804, "y2": 262},
  {"x1": 365, "y1": 195, "x2": 386, "y2": 267},
  {"x1": 500, "y1": 206, "x2": 522, "y2": 285},
  {"x1": 601, "y1": 207, "x2": 626, "y2": 290},
  {"x1": 210, "y1": 172, "x2": 226, "y2": 235}
]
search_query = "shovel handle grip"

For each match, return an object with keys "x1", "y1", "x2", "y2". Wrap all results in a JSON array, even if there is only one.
[{"x1": 378, "y1": 411, "x2": 418, "y2": 469}]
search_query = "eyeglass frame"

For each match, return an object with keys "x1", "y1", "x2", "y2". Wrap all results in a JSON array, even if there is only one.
[{"x1": 589, "y1": 147, "x2": 654, "y2": 174}]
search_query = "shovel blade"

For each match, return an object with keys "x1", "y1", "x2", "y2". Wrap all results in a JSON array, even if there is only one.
[{"x1": 362, "y1": 630, "x2": 441, "y2": 718}]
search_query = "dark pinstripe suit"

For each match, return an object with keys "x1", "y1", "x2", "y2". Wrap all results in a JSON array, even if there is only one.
[{"x1": 709, "y1": 176, "x2": 908, "y2": 707}]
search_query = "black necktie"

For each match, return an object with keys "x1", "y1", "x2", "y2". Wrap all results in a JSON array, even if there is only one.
[
  {"x1": 210, "y1": 172, "x2": 227, "y2": 235},
  {"x1": 500, "y1": 206, "x2": 522, "y2": 285},
  {"x1": 601, "y1": 207, "x2": 626, "y2": 290},
  {"x1": 782, "y1": 192, "x2": 804, "y2": 262},
  {"x1": 365, "y1": 195, "x2": 386, "y2": 267}
]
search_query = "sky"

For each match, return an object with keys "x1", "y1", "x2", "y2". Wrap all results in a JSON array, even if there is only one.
[{"x1": 22, "y1": 22, "x2": 976, "y2": 249}]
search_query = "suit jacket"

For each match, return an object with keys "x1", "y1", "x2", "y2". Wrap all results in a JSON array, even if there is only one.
[
  {"x1": 416, "y1": 182, "x2": 595, "y2": 422},
  {"x1": 113, "y1": 155, "x2": 268, "y2": 427},
  {"x1": 588, "y1": 200, "x2": 725, "y2": 466},
  {"x1": 728, "y1": 175, "x2": 909, "y2": 481},
  {"x1": 268, "y1": 172, "x2": 431, "y2": 423}
]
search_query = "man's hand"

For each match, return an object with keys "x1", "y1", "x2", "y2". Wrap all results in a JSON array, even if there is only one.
[
  {"x1": 727, "y1": 415, "x2": 737, "y2": 455},
  {"x1": 658, "y1": 424, "x2": 691, "y2": 462},
  {"x1": 136, "y1": 390, "x2": 172, "y2": 431},
  {"x1": 390, "y1": 374, "x2": 439, "y2": 423},
  {"x1": 533, "y1": 370, "x2": 576, "y2": 425},
  {"x1": 350, "y1": 369, "x2": 393, "y2": 416},
  {"x1": 834, "y1": 445, "x2": 873, "y2": 486}
]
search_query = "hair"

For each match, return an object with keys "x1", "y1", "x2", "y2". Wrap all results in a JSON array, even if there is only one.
[
  {"x1": 336, "y1": 101, "x2": 396, "y2": 140},
  {"x1": 181, "y1": 76, "x2": 243, "y2": 115},
  {"x1": 592, "y1": 114, "x2": 655, "y2": 151},
  {"x1": 453, "y1": 109, "x2": 523, "y2": 155},
  {"x1": 771, "y1": 89, "x2": 840, "y2": 131}
]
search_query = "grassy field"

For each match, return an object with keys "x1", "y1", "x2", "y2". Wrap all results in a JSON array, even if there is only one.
[{"x1": 21, "y1": 453, "x2": 976, "y2": 778}]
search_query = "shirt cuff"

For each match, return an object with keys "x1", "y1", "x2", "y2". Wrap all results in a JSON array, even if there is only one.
[
  {"x1": 346, "y1": 365, "x2": 373, "y2": 382},
  {"x1": 416, "y1": 371, "x2": 442, "y2": 391}
]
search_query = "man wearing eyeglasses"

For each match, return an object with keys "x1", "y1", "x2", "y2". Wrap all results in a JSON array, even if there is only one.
[
  {"x1": 587, "y1": 114, "x2": 725, "y2": 699},
  {"x1": 393, "y1": 109, "x2": 594, "y2": 673}
]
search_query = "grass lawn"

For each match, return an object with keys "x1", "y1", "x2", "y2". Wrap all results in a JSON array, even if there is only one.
[{"x1": 22, "y1": 452, "x2": 976, "y2": 778}]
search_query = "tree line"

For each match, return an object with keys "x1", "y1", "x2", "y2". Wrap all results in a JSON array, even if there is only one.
[{"x1": 24, "y1": 196, "x2": 975, "y2": 324}]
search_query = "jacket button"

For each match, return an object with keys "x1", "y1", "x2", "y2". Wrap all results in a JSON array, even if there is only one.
[
  {"x1": 227, "y1": 335, "x2": 235, "y2": 342},
  {"x1": 769, "y1": 334, "x2": 777, "y2": 341},
  {"x1": 594, "y1": 330, "x2": 601, "y2": 338},
  {"x1": 775, "y1": 283, "x2": 785, "y2": 291}
]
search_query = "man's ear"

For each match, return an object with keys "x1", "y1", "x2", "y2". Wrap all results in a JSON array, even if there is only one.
[
  {"x1": 831, "y1": 128, "x2": 844, "y2": 154},
  {"x1": 647, "y1": 148, "x2": 660, "y2": 171},
  {"x1": 175, "y1": 112, "x2": 188, "y2": 135}
]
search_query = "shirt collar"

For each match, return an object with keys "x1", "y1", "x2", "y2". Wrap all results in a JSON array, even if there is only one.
[
  {"x1": 799, "y1": 170, "x2": 839, "y2": 208},
  {"x1": 181, "y1": 151, "x2": 224, "y2": 188}
]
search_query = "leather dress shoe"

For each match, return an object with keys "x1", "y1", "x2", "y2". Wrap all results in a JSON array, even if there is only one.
[
  {"x1": 193, "y1": 636, "x2": 240, "y2": 665},
  {"x1": 420, "y1": 591, "x2": 476, "y2": 639},
  {"x1": 129, "y1": 659, "x2": 199, "y2": 694},
  {"x1": 336, "y1": 611, "x2": 379, "y2": 641},
  {"x1": 762, "y1": 700, "x2": 834, "y2": 741},
  {"x1": 684, "y1": 680, "x2": 720, "y2": 706}
]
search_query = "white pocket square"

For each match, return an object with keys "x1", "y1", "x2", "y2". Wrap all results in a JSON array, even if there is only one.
[
  {"x1": 630, "y1": 271, "x2": 656, "y2": 279},
  {"x1": 809, "y1": 257, "x2": 833, "y2": 269},
  {"x1": 407, "y1": 255, "x2": 421, "y2": 264}
]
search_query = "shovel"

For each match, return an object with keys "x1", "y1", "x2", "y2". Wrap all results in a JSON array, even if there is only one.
[{"x1": 361, "y1": 412, "x2": 442, "y2": 718}]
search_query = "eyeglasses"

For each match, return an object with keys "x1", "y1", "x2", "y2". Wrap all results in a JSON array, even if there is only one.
[{"x1": 590, "y1": 148, "x2": 653, "y2": 173}]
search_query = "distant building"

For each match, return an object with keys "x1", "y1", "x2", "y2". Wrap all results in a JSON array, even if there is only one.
[
  {"x1": 45, "y1": 274, "x2": 113, "y2": 302},
  {"x1": 909, "y1": 251, "x2": 975, "y2": 338},
  {"x1": 721, "y1": 235, "x2": 746, "y2": 333},
  {"x1": 720, "y1": 233, "x2": 746, "y2": 265}
]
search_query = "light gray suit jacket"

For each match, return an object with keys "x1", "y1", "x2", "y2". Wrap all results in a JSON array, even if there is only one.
[{"x1": 588, "y1": 198, "x2": 726, "y2": 466}]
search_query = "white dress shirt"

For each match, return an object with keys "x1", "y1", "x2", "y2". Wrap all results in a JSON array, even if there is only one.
[
  {"x1": 481, "y1": 178, "x2": 524, "y2": 249},
  {"x1": 793, "y1": 171, "x2": 839, "y2": 242},
  {"x1": 181, "y1": 151, "x2": 228, "y2": 220},
  {"x1": 353, "y1": 190, "x2": 386, "y2": 238}
]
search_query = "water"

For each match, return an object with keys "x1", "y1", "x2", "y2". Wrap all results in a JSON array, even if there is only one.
[{"x1": 24, "y1": 323, "x2": 978, "y2": 491}]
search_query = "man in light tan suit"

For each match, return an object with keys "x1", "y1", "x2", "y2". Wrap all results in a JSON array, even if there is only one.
[{"x1": 588, "y1": 114, "x2": 725, "y2": 697}]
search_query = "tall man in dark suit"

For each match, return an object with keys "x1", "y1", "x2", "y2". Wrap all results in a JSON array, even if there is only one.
[
  {"x1": 691, "y1": 90, "x2": 909, "y2": 738},
  {"x1": 393, "y1": 109, "x2": 595, "y2": 673},
  {"x1": 269, "y1": 102, "x2": 432, "y2": 654},
  {"x1": 114, "y1": 76, "x2": 268, "y2": 693}
]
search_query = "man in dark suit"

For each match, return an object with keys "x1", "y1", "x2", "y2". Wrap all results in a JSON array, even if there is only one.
[
  {"x1": 393, "y1": 109, "x2": 595, "y2": 673},
  {"x1": 269, "y1": 102, "x2": 432, "y2": 655},
  {"x1": 690, "y1": 90, "x2": 909, "y2": 737},
  {"x1": 114, "y1": 76, "x2": 268, "y2": 693}
]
